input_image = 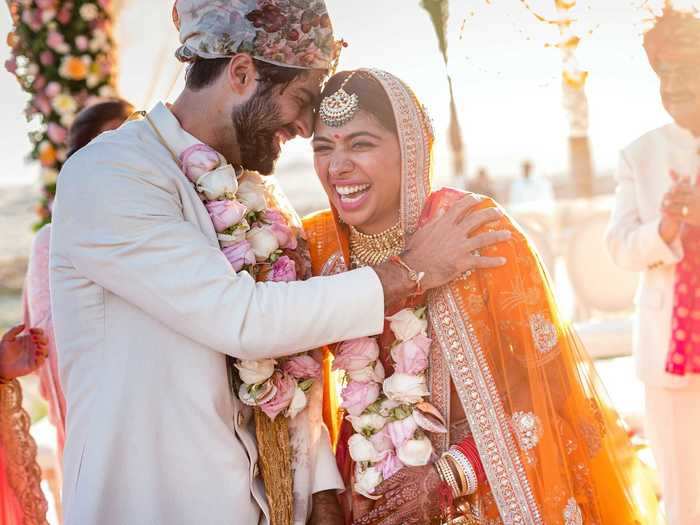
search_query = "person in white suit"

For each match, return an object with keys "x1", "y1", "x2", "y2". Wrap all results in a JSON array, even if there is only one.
[
  {"x1": 606, "y1": 7, "x2": 700, "y2": 524},
  {"x1": 49, "y1": 2, "x2": 511, "y2": 525}
]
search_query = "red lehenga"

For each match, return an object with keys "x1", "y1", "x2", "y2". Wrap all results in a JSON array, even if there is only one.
[{"x1": 303, "y1": 69, "x2": 663, "y2": 524}]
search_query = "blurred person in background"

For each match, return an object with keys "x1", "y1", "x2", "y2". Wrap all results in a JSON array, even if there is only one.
[
  {"x1": 606, "y1": 7, "x2": 700, "y2": 524},
  {"x1": 0, "y1": 324, "x2": 49, "y2": 524},
  {"x1": 507, "y1": 160, "x2": 555, "y2": 210},
  {"x1": 467, "y1": 166, "x2": 497, "y2": 200}
]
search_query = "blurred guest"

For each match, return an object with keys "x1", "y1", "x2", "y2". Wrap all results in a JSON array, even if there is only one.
[
  {"x1": 1, "y1": 324, "x2": 49, "y2": 525},
  {"x1": 467, "y1": 167, "x2": 497, "y2": 199},
  {"x1": 507, "y1": 160, "x2": 555, "y2": 209},
  {"x1": 606, "y1": 7, "x2": 700, "y2": 524},
  {"x1": 23, "y1": 98, "x2": 133, "y2": 470}
]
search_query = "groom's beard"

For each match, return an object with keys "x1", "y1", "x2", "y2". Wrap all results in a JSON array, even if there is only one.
[{"x1": 232, "y1": 90, "x2": 290, "y2": 175}]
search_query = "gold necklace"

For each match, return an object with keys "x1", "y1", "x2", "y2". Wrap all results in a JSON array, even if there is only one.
[{"x1": 349, "y1": 221, "x2": 405, "y2": 268}]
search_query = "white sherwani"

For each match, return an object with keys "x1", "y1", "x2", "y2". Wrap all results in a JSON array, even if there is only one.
[
  {"x1": 606, "y1": 122, "x2": 700, "y2": 524},
  {"x1": 50, "y1": 103, "x2": 384, "y2": 525}
]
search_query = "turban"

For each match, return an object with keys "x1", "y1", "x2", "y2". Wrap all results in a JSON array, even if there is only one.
[{"x1": 644, "y1": 7, "x2": 700, "y2": 72}]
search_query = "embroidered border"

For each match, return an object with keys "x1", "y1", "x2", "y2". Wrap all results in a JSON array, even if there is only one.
[
  {"x1": 428, "y1": 286, "x2": 542, "y2": 525},
  {"x1": 427, "y1": 326, "x2": 451, "y2": 454},
  {"x1": 320, "y1": 251, "x2": 347, "y2": 276}
]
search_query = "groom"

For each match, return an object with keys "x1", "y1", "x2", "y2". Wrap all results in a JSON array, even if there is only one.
[{"x1": 50, "y1": 1, "x2": 511, "y2": 524}]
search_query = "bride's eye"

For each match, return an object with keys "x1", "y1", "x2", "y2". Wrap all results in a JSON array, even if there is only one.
[
  {"x1": 313, "y1": 145, "x2": 332, "y2": 153},
  {"x1": 351, "y1": 141, "x2": 375, "y2": 150}
]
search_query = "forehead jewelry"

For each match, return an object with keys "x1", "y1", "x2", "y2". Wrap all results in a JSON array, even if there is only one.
[{"x1": 319, "y1": 71, "x2": 359, "y2": 127}]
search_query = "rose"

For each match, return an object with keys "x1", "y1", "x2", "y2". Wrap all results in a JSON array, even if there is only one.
[
  {"x1": 79, "y1": 3, "x2": 99, "y2": 21},
  {"x1": 348, "y1": 434, "x2": 385, "y2": 463},
  {"x1": 354, "y1": 465, "x2": 383, "y2": 498},
  {"x1": 286, "y1": 386, "x2": 308, "y2": 418},
  {"x1": 260, "y1": 372, "x2": 296, "y2": 420},
  {"x1": 180, "y1": 144, "x2": 222, "y2": 183},
  {"x1": 383, "y1": 373, "x2": 429, "y2": 404},
  {"x1": 45, "y1": 81, "x2": 62, "y2": 98},
  {"x1": 386, "y1": 414, "x2": 418, "y2": 449},
  {"x1": 333, "y1": 337, "x2": 380, "y2": 373},
  {"x1": 218, "y1": 225, "x2": 249, "y2": 247},
  {"x1": 237, "y1": 174, "x2": 267, "y2": 212},
  {"x1": 39, "y1": 51, "x2": 55, "y2": 67},
  {"x1": 391, "y1": 334, "x2": 431, "y2": 375},
  {"x1": 269, "y1": 255, "x2": 296, "y2": 282},
  {"x1": 205, "y1": 199, "x2": 247, "y2": 233},
  {"x1": 341, "y1": 381, "x2": 380, "y2": 417},
  {"x1": 263, "y1": 210, "x2": 297, "y2": 250},
  {"x1": 4, "y1": 58, "x2": 17, "y2": 74},
  {"x1": 387, "y1": 309, "x2": 428, "y2": 341},
  {"x1": 282, "y1": 355, "x2": 321, "y2": 380},
  {"x1": 235, "y1": 358, "x2": 276, "y2": 384},
  {"x1": 47, "y1": 123, "x2": 67, "y2": 144},
  {"x1": 396, "y1": 435, "x2": 433, "y2": 467},
  {"x1": 378, "y1": 398, "x2": 401, "y2": 417},
  {"x1": 347, "y1": 361, "x2": 385, "y2": 383},
  {"x1": 75, "y1": 35, "x2": 89, "y2": 52},
  {"x1": 222, "y1": 241, "x2": 255, "y2": 272},
  {"x1": 247, "y1": 226, "x2": 279, "y2": 261},
  {"x1": 369, "y1": 426, "x2": 394, "y2": 453},
  {"x1": 348, "y1": 413, "x2": 387, "y2": 434},
  {"x1": 376, "y1": 451, "x2": 404, "y2": 481},
  {"x1": 47, "y1": 31, "x2": 69, "y2": 54}
]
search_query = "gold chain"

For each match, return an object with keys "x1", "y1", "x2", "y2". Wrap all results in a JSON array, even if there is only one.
[{"x1": 349, "y1": 221, "x2": 404, "y2": 268}]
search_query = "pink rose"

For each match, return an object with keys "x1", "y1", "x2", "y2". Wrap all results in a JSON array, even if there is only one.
[
  {"x1": 37, "y1": 0, "x2": 55, "y2": 9},
  {"x1": 46, "y1": 31, "x2": 66, "y2": 52},
  {"x1": 341, "y1": 381, "x2": 380, "y2": 417},
  {"x1": 386, "y1": 415, "x2": 418, "y2": 449},
  {"x1": 263, "y1": 209, "x2": 286, "y2": 225},
  {"x1": 376, "y1": 451, "x2": 404, "y2": 481},
  {"x1": 260, "y1": 372, "x2": 296, "y2": 420},
  {"x1": 45, "y1": 81, "x2": 61, "y2": 98},
  {"x1": 369, "y1": 427, "x2": 394, "y2": 453},
  {"x1": 180, "y1": 144, "x2": 221, "y2": 183},
  {"x1": 4, "y1": 58, "x2": 17, "y2": 74},
  {"x1": 205, "y1": 199, "x2": 247, "y2": 233},
  {"x1": 75, "y1": 35, "x2": 89, "y2": 51},
  {"x1": 333, "y1": 337, "x2": 380, "y2": 373},
  {"x1": 222, "y1": 240, "x2": 255, "y2": 272},
  {"x1": 391, "y1": 334, "x2": 431, "y2": 375},
  {"x1": 47, "y1": 123, "x2": 67, "y2": 144},
  {"x1": 39, "y1": 51, "x2": 55, "y2": 66},
  {"x1": 269, "y1": 255, "x2": 296, "y2": 282},
  {"x1": 34, "y1": 95, "x2": 52, "y2": 116},
  {"x1": 270, "y1": 222, "x2": 297, "y2": 250},
  {"x1": 33, "y1": 75, "x2": 47, "y2": 90},
  {"x1": 98, "y1": 0, "x2": 112, "y2": 8},
  {"x1": 282, "y1": 355, "x2": 321, "y2": 380},
  {"x1": 57, "y1": 5, "x2": 72, "y2": 24}
]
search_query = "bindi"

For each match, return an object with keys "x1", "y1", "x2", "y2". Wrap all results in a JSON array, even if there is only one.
[{"x1": 333, "y1": 134, "x2": 341, "y2": 140}]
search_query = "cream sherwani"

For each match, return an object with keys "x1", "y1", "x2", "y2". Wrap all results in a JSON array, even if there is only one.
[
  {"x1": 606, "y1": 122, "x2": 700, "y2": 525},
  {"x1": 50, "y1": 103, "x2": 384, "y2": 525}
]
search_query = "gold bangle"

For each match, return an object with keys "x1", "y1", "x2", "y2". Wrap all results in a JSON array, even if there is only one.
[
  {"x1": 436, "y1": 457, "x2": 460, "y2": 498},
  {"x1": 444, "y1": 453, "x2": 467, "y2": 496}
]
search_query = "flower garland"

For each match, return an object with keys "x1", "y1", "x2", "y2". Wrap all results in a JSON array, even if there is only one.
[
  {"x1": 5, "y1": 0, "x2": 118, "y2": 229},
  {"x1": 179, "y1": 144, "x2": 320, "y2": 420},
  {"x1": 333, "y1": 307, "x2": 448, "y2": 497}
]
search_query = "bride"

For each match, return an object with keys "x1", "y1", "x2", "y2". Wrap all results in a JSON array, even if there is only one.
[{"x1": 303, "y1": 69, "x2": 662, "y2": 524}]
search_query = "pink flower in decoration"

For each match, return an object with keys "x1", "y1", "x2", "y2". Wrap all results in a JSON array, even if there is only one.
[
  {"x1": 75, "y1": 35, "x2": 89, "y2": 51},
  {"x1": 386, "y1": 415, "x2": 418, "y2": 449},
  {"x1": 269, "y1": 255, "x2": 296, "y2": 282},
  {"x1": 47, "y1": 123, "x2": 67, "y2": 144},
  {"x1": 263, "y1": 209, "x2": 297, "y2": 249},
  {"x1": 34, "y1": 96, "x2": 52, "y2": 116},
  {"x1": 4, "y1": 58, "x2": 17, "y2": 74},
  {"x1": 282, "y1": 355, "x2": 321, "y2": 380},
  {"x1": 205, "y1": 199, "x2": 247, "y2": 233},
  {"x1": 222, "y1": 240, "x2": 255, "y2": 272},
  {"x1": 341, "y1": 381, "x2": 380, "y2": 417},
  {"x1": 33, "y1": 75, "x2": 47, "y2": 90},
  {"x1": 39, "y1": 51, "x2": 55, "y2": 66},
  {"x1": 333, "y1": 337, "x2": 380, "y2": 373},
  {"x1": 369, "y1": 427, "x2": 394, "y2": 453},
  {"x1": 98, "y1": 0, "x2": 112, "y2": 8},
  {"x1": 45, "y1": 81, "x2": 61, "y2": 98},
  {"x1": 391, "y1": 334, "x2": 431, "y2": 375},
  {"x1": 57, "y1": 4, "x2": 72, "y2": 25},
  {"x1": 21, "y1": 9, "x2": 42, "y2": 31},
  {"x1": 260, "y1": 372, "x2": 296, "y2": 420},
  {"x1": 180, "y1": 144, "x2": 221, "y2": 183},
  {"x1": 376, "y1": 451, "x2": 404, "y2": 481},
  {"x1": 47, "y1": 31, "x2": 68, "y2": 53},
  {"x1": 36, "y1": 0, "x2": 56, "y2": 9}
]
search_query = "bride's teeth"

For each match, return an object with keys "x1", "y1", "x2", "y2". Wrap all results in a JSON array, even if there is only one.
[{"x1": 336, "y1": 184, "x2": 370, "y2": 196}]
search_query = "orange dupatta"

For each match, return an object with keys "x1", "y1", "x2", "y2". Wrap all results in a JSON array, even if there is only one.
[{"x1": 303, "y1": 69, "x2": 662, "y2": 524}]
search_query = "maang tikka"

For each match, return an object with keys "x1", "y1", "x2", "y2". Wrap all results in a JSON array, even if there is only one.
[{"x1": 319, "y1": 71, "x2": 359, "y2": 127}]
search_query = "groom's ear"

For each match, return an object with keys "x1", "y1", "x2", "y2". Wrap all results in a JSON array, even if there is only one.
[{"x1": 227, "y1": 54, "x2": 257, "y2": 98}]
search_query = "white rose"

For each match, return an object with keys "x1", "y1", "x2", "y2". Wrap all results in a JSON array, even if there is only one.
[
  {"x1": 285, "y1": 386, "x2": 308, "y2": 418},
  {"x1": 387, "y1": 309, "x2": 428, "y2": 341},
  {"x1": 79, "y1": 3, "x2": 99, "y2": 21},
  {"x1": 247, "y1": 226, "x2": 279, "y2": 261},
  {"x1": 196, "y1": 165, "x2": 238, "y2": 200},
  {"x1": 396, "y1": 435, "x2": 433, "y2": 467},
  {"x1": 348, "y1": 361, "x2": 385, "y2": 383},
  {"x1": 217, "y1": 229, "x2": 247, "y2": 247},
  {"x1": 354, "y1": 465, "x2": 383, "y2": 498},
  {"x1": 237, "y1": 176, "x2": 267, "y2": 212},
  {"x1": 348, "y1": 434, "x2": 384, "y2": 463},
  {"x1": 235, "y1": 359, "x2": 276, "y2": 385},
  {"x1": 348, "y1": 413, "x2": 387, "y2": 434},
  {"x1": 382, "y1": 373, "x2": 429, "y2": 404}
]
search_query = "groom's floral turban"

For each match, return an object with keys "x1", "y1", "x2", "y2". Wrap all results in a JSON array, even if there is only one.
[
  {"x1": 644, "y1": 7, "x2": 700, "y2": 72},
  {"x1": 172, "y1": 0, "x2": 342, "y2": 70}
]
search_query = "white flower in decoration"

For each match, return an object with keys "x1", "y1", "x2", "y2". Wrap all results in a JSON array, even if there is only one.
[
  {"x1": 79, "y1": 3, "x2": 99, "y2": 21},
  {"x1": 396, "y1": 435, "x2": 433, "y2": 467},
  {"x1": 347, "y1": 361, "x2": 385, "y2": 383},
  {"x1": 285, "y1": 386, "x2": 308, "y2": 418},
  {"x1": 195, "y1": 165, "x2": 238, "y2": 201},
  {"x1": 354, "y1": 465, "x2": 383, "y2": 498},
  {"x1": 52, "y1": 93, "x2": 77, "y2": 116},
  {"x1": 348, "y1": 413, "x2": 387, "y2": 434},
  {"x1": 237, "y1": 174, "x2": 268, "y2": 212},
  {"x1": 41, "y1": 169, "x2": 58, "y2": 185},
  {"x1": 348, "y1": 434, "x2": 385, "y2": 463},
  {"x1": 247, "y1": 226, "x2": 279, "y2": 261},
  {"x1": 382, "y1": 373, "x2": 429, "y2": 404},
  {"x1": 98, "y1": 85, "x2": 116, "y2": 98},
  {"x1": 386, "y1": 309, "x2": 428, "y2": 342},
  {"x1": 235, "y1": 359, "x2": 276, "y2": 385}
]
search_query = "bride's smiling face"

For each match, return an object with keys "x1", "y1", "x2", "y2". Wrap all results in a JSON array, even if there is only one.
[{"x1": 313, "y1": 110, "x2": 402, "y2": 234}]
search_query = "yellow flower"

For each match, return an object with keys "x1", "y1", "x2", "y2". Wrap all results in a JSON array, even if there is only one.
[
  {"x1": 39, "y1": 142, "x2": 57, "y2": 167},
  {"x1": 59, "y1": 55, "x2": 90, "y2": 81},
  {"x1": 52, "y1": 93, "x2": 78, "y2": 116}
]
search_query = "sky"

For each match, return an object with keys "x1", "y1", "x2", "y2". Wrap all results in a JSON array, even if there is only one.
[{"x1": 0, "y1": 0, "x2": 694, "y2": 187}]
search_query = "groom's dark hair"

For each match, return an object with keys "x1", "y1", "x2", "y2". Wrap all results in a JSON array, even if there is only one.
[{"x1": 185, "y1": 57, "x2": 308, "y2": 95}]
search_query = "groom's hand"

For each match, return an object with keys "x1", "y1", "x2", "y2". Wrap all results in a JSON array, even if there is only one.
[{"x1": 310, "y1": 490, "x2": 344, "y2": 525}]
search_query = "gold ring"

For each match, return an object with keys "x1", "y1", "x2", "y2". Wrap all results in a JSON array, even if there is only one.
[{"x1": 682, "y1": 205, "x2": 689, "y2": 217}]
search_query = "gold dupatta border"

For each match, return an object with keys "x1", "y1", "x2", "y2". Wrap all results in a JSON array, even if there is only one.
[{"x1": 428, "y1": 288, "x2": 543, "y2": 525}]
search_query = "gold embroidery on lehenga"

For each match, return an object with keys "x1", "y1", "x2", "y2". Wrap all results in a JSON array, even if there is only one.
[
  {"x1": 511, "y1": 412, "x2": 543, "y2": 458},
  {"x1": 563, "y1": 498, "x2": 583, "y2": 525},
  {"x1": 528, "y1": 314, "x2": 558, "y2": 355},
  {"x1": 320, "y1": 251, "x2": 347, "y2": 276}
]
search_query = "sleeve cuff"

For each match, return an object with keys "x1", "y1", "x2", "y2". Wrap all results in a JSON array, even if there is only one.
[
  {"x1": 344, "y1": 266, "x2": 385, "y2": 336},
  {"x1": 643, "y1": 218, "x2": 684, "y2": 268}
]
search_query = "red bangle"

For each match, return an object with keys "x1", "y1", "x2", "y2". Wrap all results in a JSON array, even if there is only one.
[{"x1": 455, "y1": 437, "x2": 486, "y2": 484}]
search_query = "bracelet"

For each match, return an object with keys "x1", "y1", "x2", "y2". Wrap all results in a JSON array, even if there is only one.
[
  {"x1": 443, "y1": 453, "x2": 468, "y2": 496},
  {"x1": 389, "y1": 255, "x2": 425, "y2": 296},
  {"x1": 447, "y1": 449, "x2": 478, "y2": 495},
  {"x1": 454, "y1": 438, "x2": 486, "y2": 484},
  {"x1": 435, "y1": 456, "x2": 461, "y2": 498}
]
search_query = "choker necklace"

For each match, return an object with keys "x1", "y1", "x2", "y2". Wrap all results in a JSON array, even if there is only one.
[{"x1": 349, "y1": 222, "x2": 405, "y2": 268}]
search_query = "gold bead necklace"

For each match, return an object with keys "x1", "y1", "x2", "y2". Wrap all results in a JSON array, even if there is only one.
[{"x1": 349, "y1": 221, "x2": 405, "y2": 268}]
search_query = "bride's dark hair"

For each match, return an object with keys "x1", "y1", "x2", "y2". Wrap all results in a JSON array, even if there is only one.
[{"x1": 319, "y1": 71, "x2": 398, "y2": 134}]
